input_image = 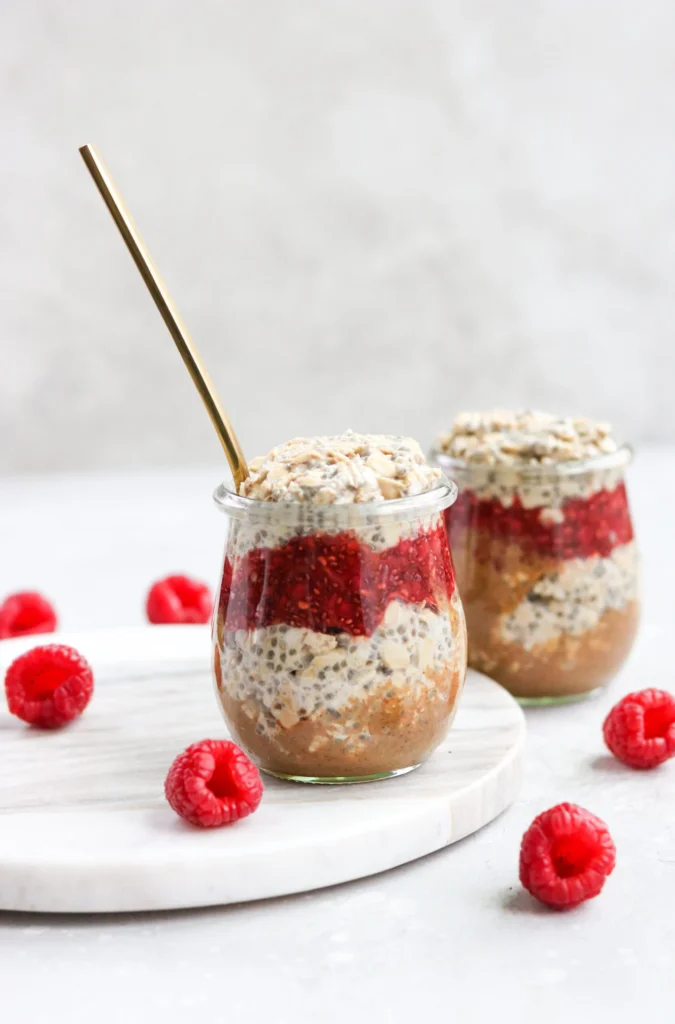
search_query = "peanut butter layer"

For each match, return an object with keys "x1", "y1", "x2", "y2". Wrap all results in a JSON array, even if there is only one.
[
  {"x1": 468, "y1": 602, "x2": 640, "y2": 699},
  {"x1": 218, "y1": 663, "x2": 465, "y2": 778},
  {"x1": 451, "y1": 525, "x2": 639, "y2": 698},
  {"x1": 451, "y1": 527, "x2": 560, "y2": 617}
]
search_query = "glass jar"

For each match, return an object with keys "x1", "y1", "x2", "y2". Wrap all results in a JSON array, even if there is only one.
[
  {"x1": 430, "y1": 445, "x2": 640, "y2": 705},
  {"x1": 212, "y1": 483, "x2": 467, "y2": 783}
]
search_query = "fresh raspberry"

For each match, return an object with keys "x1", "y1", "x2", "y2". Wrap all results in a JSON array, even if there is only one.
[
  {"x1": 519, "y1": 803, "x2": 616, "y2": 909},
  {"x1": 146, "y1": 575, "x2": 212, "y2": 625},
  {"x1": 603, "y1": 689, "x2": 675, "y2": 769},
  {"x1": 165, "y1": 739, "x2": 263, "y2": 828},
  {"x1": 4, "y1": 644, "x2": 94, "y2": 729},
  {"x1": 0, "y1": 592, "x2": 57, "y2": 639}
]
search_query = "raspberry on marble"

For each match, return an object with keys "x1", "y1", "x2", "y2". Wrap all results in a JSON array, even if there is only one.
[
  {"x1": 165, "y1": 739, "x2": 263, "y2": 828},
  {"x1": 4, "y1": 644, "x2": 94, "y2": 729}
]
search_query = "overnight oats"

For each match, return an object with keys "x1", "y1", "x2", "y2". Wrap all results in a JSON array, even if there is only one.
[
  {"x1": 213, "y1": 433, "x2": 467, "y2": 782},
  {"x1": 432, "y1": 411, "x2": 640, "y2": 704}
]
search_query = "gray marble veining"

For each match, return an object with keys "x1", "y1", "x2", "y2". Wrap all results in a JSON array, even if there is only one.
[{"x1": 0, "y1": 629, "x2": 525, "y2": 913}]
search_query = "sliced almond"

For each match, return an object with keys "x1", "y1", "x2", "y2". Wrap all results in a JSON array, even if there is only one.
[
  {"x1": 294, "y1": 471, "x2": 324, "y2": 489},
  {"x1": 345, "y1": 642, "x2": 373, "y2": 668},
  {"x1": 276, "y1": 706, "x2": 300, "y2": 729},
  {"x1": 266, "y1": 462, "x2": 288, "y2": 482},
  {"x1": 303, "y1": 632, "x2": 339, "y2": 655},
  {"x1": 417, "y1": 636, "x2": 435, "y2": 672},
  {"x1": 242, "y1": 699, "x2": 259, "y2": 720},
  {"x1": 377, "y1": 476, "x2": 406, "y2": 500},
  {"x1": 301, "y1": 650, "x2": 343, "y2": 678},
  {"x1": 366, "y1": 451, "x2": 397, "y2": 478},
  {"x1": 380, "y1": 639, "x2": 410, "y2": 670},
  {"x1": 383, "y1": 601, "x2": 406, "y2": 630}
]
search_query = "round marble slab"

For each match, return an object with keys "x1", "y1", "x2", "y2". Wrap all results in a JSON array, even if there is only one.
[{"x1": 0, "y1": 626, "x2": 526, "y2": 913}]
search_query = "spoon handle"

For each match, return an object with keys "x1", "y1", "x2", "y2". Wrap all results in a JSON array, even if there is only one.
[{"x1": 79, "y1": 143, "x2": 249, "y2": 489}]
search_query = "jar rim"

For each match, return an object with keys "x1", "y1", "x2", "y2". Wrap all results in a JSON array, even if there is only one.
[
  {"x1": 213, "y1": 479, "x2": 458, "y2": 523},
  {"x1": 430, "y1": 442, "x2": 633, "y2": 481}
]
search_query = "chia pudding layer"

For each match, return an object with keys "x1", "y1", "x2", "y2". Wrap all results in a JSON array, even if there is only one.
[
  {"x1": 433, "y1": 410, "x2": 640, "y2": 701},
  {"x1": 213, "y1": 432, "x2": 466, "y2": 779},
  {"x1": 216, "y1": 594, "x2": 466, "y2": 777}
]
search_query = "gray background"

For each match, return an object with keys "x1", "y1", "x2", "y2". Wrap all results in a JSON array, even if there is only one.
[{"x1": 2, "y1": 0, "x2": 674, "y2": 476}]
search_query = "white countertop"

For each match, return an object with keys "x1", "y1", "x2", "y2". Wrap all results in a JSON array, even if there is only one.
[{"x1": 1, "y1": 449, "x2": 673, "y2": 1023}]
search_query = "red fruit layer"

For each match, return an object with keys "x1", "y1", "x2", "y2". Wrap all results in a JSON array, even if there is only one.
[
  {"x1": 219, "y1": 524, "x2": 455, "y2": 637},
  {"x1": 447, "y1": 483, "x2": 633, "y2": 561}
]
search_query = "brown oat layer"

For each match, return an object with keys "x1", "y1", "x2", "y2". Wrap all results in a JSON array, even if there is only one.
[
  {"x1": 451, "y1": 524, "x2": 639, "y2": 699},
  {"x1": 452, "y1": 531, "x2": 559, "y2": 618},
  {"x1": 218, "y1": 663, "x2": 465, "y2": 778},
  {"x1": 468, "y1": 602, "x2": 639, "y2": 699}
]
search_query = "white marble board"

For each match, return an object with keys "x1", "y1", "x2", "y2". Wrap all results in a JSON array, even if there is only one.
[{"x1": 0, "y1": 626, "x2": 525, "y2": 914}]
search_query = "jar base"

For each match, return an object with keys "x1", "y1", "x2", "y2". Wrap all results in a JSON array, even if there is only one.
[
  {"x1": 515, "y1": 686, "x2": 605, "y2": 707},
  {"x1": 260, "y1": 763, "x2": 421, "y2": 785}
]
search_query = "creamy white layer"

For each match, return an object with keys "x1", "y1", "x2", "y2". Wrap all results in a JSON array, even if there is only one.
[
  {"x1": 216, "y1": 596, "x2": 465, "y2": 739},
  {"x1": 224, "y1": 511, "x2": 446, "y2": 559},
  {"x1": 500, "y1": 541, "x2": 639, "y2": 650}
]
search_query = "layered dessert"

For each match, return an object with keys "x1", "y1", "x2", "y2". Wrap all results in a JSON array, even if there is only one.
[
  {"x1": 213, "y1": 432, "x2": 467, "y2": 780},
  {"x1": 433, "y1": 411, "x2": 639, "y2": 702}
]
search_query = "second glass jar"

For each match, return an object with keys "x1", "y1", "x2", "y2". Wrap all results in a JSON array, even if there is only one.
[
  {"x1": 212, "y1": 483, "x2": 467, "y2": 783},
  {"x1": 431, "y1": 446, "x2": 640, "y2": 704}
]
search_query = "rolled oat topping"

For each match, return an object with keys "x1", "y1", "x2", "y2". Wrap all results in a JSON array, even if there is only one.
[
  {"x1": 436, "y1": 410, "x2": 618, "y2": 466},
  {"x1": 239, "y1": 432, "x2": 442, "y2": 504}
]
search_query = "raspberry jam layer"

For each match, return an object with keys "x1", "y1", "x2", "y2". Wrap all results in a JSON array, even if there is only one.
[
  {"x1": 447, "y1": 483, "x2": 633, "y2": 560},
  {"x1": 219, "y1": 525, "x2": 455, "y2": 637}
]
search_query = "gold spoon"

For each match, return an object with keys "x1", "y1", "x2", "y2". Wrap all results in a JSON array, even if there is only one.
[{"x1": 78, "y1": 143, "x2": 249, "y2": 489}]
